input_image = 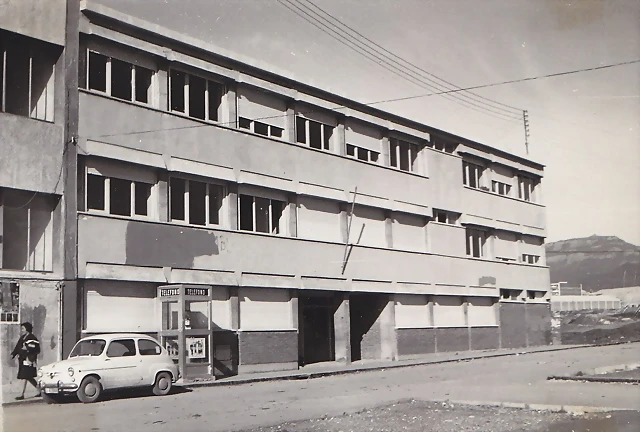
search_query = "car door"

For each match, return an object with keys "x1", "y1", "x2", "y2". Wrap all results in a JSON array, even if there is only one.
[
  {"x1": 101, "y1": 339, "x2": 141, "y2": 389},
  {"x1": 137, "y1": 339, "x2": 164, "y2": 385}
]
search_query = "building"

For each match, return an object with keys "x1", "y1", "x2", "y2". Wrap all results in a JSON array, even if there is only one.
[
  {"x1": 0, "y1": 0, "x2": 80, "y2": 398},
  {"x1": 3, "y1": 0, "x2": 551, "y2": 386}
]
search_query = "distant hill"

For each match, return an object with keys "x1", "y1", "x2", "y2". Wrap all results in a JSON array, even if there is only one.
[{"x1": 545, "y1": 235, "x2": 640, "y2": 291}]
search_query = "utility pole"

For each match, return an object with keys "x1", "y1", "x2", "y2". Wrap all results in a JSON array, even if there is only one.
[{"x1": 523, "y1": 110, "x2": 530, "y2": 155}]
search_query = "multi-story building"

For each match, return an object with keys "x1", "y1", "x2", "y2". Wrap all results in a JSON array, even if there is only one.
[
  {"x1": 3, "y1": 0, "x2": 551, "y2": 387},
  {"x1": 0, "y1": 0, "x2": 80, "y2": 398}
]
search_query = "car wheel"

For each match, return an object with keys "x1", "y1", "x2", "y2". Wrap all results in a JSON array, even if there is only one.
[
  {"x1": 152, "y1": 372, "x2": 172, "y2": 396},
  {"x1": 42, "y1": 393, "x2": 60, "y2": 404},
  {"x1": 77, "y1": 376, "x2": 102, "y2": 403}
]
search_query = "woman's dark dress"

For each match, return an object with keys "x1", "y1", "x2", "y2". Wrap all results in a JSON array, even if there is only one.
[{"x1": 11, "y1": 333, "x2": 40, "y2": 379}]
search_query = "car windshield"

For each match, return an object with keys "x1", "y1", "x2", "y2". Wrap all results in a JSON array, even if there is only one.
[{"x1": 69, "y1": 339, "x2": 107, "y2": 358}]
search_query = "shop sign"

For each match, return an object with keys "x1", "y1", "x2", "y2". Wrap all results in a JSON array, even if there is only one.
[
  {"x1": 159, "y1": 288, "x2": 180, "y2": 297},
  {"x1": 185, "y1": 287, "x2": 209, "y2": 296}
]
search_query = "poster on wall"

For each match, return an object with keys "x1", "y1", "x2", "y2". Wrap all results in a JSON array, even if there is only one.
[
  {"x1": 0, "y1": 282, "x2": 20, "y2": 323},
  {"x1": 164, "y1": 338, "x2": 179, "y2": 361},
  {"x1": 186, "y1": 337, "x2": 206, "y2": 359}
]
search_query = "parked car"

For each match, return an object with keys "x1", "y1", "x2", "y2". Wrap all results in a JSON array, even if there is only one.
[{"x1": 38, "y1": 333, "x2": 180, "y2": 403}]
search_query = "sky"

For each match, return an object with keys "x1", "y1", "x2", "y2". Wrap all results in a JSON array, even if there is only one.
[{"x1": 97, "y1": 0, "x2": 640, "y2": 245}]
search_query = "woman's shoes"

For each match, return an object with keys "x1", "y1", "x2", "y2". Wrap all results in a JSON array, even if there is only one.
[{"x1": 15, "y1": 395, "x2": 24, "y2": 400}]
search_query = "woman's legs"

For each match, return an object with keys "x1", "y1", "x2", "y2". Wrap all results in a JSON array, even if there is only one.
[{"x1": 16, "y1": 378, "x2": 40, "y2": 399}]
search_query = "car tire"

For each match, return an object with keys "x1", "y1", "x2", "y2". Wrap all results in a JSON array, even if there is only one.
[
  {"x1": 152, "y1": 372, "x2": 172, "y2": 396},
  {"x1": 42, "y1": 393, "x2": 60, "y2": 404},
  {"x1": 77, "y1": 376, "x2": 102, "y2": 403}
]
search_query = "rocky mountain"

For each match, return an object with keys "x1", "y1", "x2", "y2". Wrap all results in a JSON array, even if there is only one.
[{"x1": 545, "y1": 235, "x2": 640, "y2": 292}]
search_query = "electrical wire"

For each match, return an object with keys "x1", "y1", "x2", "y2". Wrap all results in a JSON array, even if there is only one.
[
  {"x1": 297, "y1": 0, "x2": 523, "y2": 114},
  {"x1": 278, "y1": 0, "x2": 522, "y2": 123},
  {"x1": 92, "y1": 58, "x2": 640, "y2": 139}
]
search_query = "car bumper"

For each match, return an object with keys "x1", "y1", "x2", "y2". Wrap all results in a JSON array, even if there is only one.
[{"x1": 39, "y1": 381, "x2": 79, "y2": 394}]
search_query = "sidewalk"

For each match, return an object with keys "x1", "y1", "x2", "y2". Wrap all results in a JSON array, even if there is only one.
[{"x1": 0, "y1": 343, "x2": 596, "y2": 407}]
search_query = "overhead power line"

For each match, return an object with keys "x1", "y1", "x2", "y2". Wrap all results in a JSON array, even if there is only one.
[
  {"x1": 93, "y1": 59, "x2": 640, "y2": 139},
  {"x1": 277, "y1": 0, "x2": 522, "y2": 123},
  {"x1": 299, "y1": 0, "x2": 523, "y2": 114}
]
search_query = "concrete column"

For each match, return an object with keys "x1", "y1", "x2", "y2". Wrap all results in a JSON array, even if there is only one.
[
  {"x1": 335, "y1": 116, "x2": 346, "y2": 156},
  {"x1": 0, "y1": 190, "x2": 4, "y2": 267},
  {"x1": 333, "y1": 293, "x2": 351, "y2": 363},
  {"x1": 229, "y1": 287, "x2": 240, "y2": 330},
  {"x1": 418, "y1": 141, "x2": 429, "y2": 176},
  {"x1": 227, "y1": 183, "x2": 239, "y2": 230},
  {"x1": 288, "y1": 193, "x2": 298, "y2": 237},
  {"x1": 380, "y1": 297, "x2": 397, "y2": 361},
  {"x1": 157, "y1": 171, "x2": 169, "y2": 222},
  {"x1": 62, "y1": 281, "x2": 79, "y2": 358},
  {"x1": 290, "y1": 290, "x2": 299, "y2": 330},
  {"x1": 156, "y1": 66, "x2": 169, "y2": 111},
  {"x1": 385, "y1": 210, "x2": 393, "y2": 249},
  {"x1": 381, "y1": 134, "x2": 391, "y2": 166},
  {"x1": 463, "y1": 297, "x2": 471, "y2": 351},
  {"x1": 285, "y1": 101, "x2": 296, "y2": 143},
  {"x1": 226, "y1": 82, "x2": 238, "y2": 129}
]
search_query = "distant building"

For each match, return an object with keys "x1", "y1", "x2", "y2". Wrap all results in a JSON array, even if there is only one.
[{"x1": 551, "y1": 294, "x2": 622, "y2": 312}]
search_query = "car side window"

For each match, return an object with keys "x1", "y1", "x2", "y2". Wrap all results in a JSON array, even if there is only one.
[
  {"x1": 138, "y1": 339, "x2": 162, "y2": 356},
  {"x1": 106, "y1": 339, "x2": 137, "y2": 357}
]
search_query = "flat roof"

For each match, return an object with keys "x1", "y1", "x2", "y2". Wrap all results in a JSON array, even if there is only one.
[{"x1": 80, "y1": 0, "x2": 544, "y2": 169}]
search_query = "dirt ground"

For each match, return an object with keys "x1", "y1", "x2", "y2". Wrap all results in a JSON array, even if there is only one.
[
  {"x1": 239, "y1": 400, "x2": 640, "y2": 432},
  {"x1": 555, "y1": 307, "x2": 640, "y2": 345}
]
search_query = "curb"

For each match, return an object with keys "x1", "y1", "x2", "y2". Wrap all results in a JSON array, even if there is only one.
[
  {"x1": 430, "y1": 399, "x2": 635, "y2": 414},
  {"x1": 548, "y1": 375, "x2": 640, "y2": 384}
]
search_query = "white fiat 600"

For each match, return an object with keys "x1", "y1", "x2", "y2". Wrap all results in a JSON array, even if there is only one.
[{"x1": 38, "y1": 334, "x2": 180, "y2": 403}]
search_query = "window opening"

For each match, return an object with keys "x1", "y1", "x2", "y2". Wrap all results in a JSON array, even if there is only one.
[
  {"x1": 239, "y1": 194, "x2": 285, "y2": 235},
  {"x1": 189, "y1": 74, "x2": 206, "y2": 120},
  {"x1": 390, "y1": 139, "x2": 419, "y2": 172},
  {"x1": 170, "y1": 178, "x2": 186, "y2": 221},
  {"x1": 88, "y1": 51, "x2": 107, "y2": 93},
  {"x1": 110, "y1": 58, "x2": 132, "y2": 101},
  {"x1": 170, "y1": 69, "x2": 186, "y2": 113},
  {"x1": 466, "y1": 228, "x2": 486, "y2": 258},
  {"x1": 109, "y1": 177, "x2": 132, "y2": 216},
  {"x1": 106, "y1": 339, "x2": 136, "y2": 357},
  {"x1": 189, "y1": 180, "x2": 207, "y2": 226},
  {"x1": 0, "y1": 282, "x2": 20, "y2": 323},
  {"x1": 134, "y1": 182, "x2": 151, "y2": 216},
  {"x1": 87, "y1": 174, "x2": 106, "y2": 211},
  {"x1": 463, "y1": 161, "x2": 484, "y2": 189}
]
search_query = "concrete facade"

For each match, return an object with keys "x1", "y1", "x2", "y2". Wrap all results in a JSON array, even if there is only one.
[
  {"x1": 2, "y1": 0, "x2": 552, "y2": 388},
  {"x1": 0, "y1": 0, "x2": 79, "y2": 400}
]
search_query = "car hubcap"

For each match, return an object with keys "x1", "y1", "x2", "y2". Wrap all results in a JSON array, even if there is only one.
[
  {"x1": 159, "y1": 378, "x2": 168, "y2": 390},
  {"x1": 85, "y1": 383, "x2": 97, "y2": 397}
]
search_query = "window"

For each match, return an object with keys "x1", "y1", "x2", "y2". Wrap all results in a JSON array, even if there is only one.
[
  {"x1": 69, "y1": 339, "x2": 106, "y2": 357},
  {"x1": 346, "y1": 144, "x2": 380, "y2": 163},
  {"x1": 1, "y1": 189, "x2": 54, "y2": 272},
  {"x1": 86, "y1": 174, "x2": 153, "y2": 218},
  {"x1": 463, "y1": 161, "x2": 485, "y2": 189},
  {"x1": 522, "y1": 254, "x2": 540, "y2": 264},
  {"x1": 238, "y1": 117, "x2": 284, "y2": 138},
  {"x1": 169, "y1": 69, "x2": 223, "y2": 121},
  {"x1": 87, "y1": 51, "x2": 153, "y2": 105},
  {"x1": 170, "y1": 178, "x2": 224, "y2": 226},
  {"x1": 296, "y1": 116, "x2": 333, "y2": 150},
  {"x1": 466, "y1": 227, "x2": 486, "y2": 258},
  {"x1": 433, "y1": 209, "x2": 459, "y2": 225},
  {"x1": 138, "y1": 339, "x2": 162, "y2": 356},
  {"x1": 390, "y1": 139, "x2": 420, "y2": 172},
  {"x1": 0, "y1": 282, "x2": 20, "y2": 323},
  {"x1": 0, "y1": 29, "x2": 57, "y2": 121},
  {"x1": 239, "y1": 194, "x2": 285, "y2": 235},
  {"x1": 518, "y1": 175, "x2": 537, "y2": 202},
  {"x1": 432, "y1": 136, "x2": 458, "y2": 154},
  {"x1": 106, "y1": 339, "x2": 137, "y2": 357},
  {"x1": 492, "y1": 180, "x2": 512, "y2": 196},
  {"x1": 527, "y1": 290, "x2": 536, "y2": 300},
  {"x1": 500, "y1": 289, "x2": 518, "y2": 300}
]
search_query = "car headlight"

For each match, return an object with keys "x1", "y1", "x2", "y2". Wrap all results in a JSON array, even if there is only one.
[
  {"x1": 38, "y1": 369, "x2": 43, "y2": 378},
  {"x1": 68, "y1": 367, "x2": 74, "y2": 377}
]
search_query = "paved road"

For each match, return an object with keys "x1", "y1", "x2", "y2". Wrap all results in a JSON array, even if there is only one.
[{"x1": 2, "y1": 343, "x2": 639, "y2": 432}]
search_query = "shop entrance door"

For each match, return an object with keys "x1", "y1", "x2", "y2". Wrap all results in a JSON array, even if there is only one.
[{"x1": 300, "y1": 295, "x2": 335, "y2": 365}]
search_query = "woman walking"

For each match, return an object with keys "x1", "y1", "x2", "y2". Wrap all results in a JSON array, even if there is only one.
[{"x1": 11, "y1": 322, "x2": 41, "y2": 400}]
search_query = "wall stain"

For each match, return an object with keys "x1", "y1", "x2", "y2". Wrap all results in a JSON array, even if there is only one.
[
  {"x1": 478, "y1": 276, "x2": 496, "y2": 286},
  {"x1": 125, "y1": 222, "x2": 220, "y2": 268}
]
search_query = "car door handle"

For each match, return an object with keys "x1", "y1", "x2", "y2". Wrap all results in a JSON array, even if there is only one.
[{"x1": 105, "y1": 359, "x2": 111, "y2": 361}]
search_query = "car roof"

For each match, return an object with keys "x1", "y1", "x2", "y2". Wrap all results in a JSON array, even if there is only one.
[{"x1": 78, "y1": 333, "x2": 159, "y2": 342}]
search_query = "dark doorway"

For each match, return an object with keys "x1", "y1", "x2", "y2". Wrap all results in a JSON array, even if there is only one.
[
  {"x1": 299, "y1": 294, "x2": 336, "y2": 365},
  {"x1": 350, "y1": 293, "x2": 387, "y2": 361}
]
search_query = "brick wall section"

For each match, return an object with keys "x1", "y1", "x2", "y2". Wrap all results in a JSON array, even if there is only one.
[
  {"x1": 397, "y1": 328, "x2": 436, "y2": 356},
  {"x1": 499, "y1": 303, "x2": 528, "y2": 348},
  {"x1": 435, "y1": 327, "x2": 469, "y2": 353},
  {"x1": 526, "y1": 303, "x2": 552, "y2": 347},
  {"x1": 239, "y1": 331, "x2": 297, "y2": 365},
  {"x1": 470, "y1": 327, "x2": 500, "y2": 350}
]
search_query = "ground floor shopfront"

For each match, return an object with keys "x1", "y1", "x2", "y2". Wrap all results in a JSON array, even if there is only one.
[{"x1": 78, "y1": 279, "x2": 552, "y2": 379}]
